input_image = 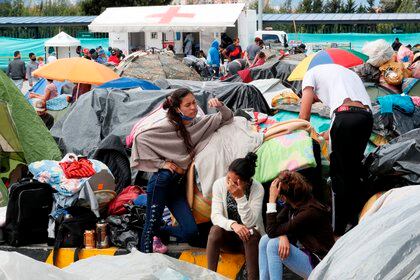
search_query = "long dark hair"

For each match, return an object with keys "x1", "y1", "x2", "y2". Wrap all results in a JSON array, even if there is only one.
[
  {"x1": 278, "y1": 170, "x2": 313, "y2": 204},
  {"x1": 162, "y1": 88, "x2": 195, "y2": 158},
  {"x1": 228, "y1": 152, "x2": 258, "y2": 183}
]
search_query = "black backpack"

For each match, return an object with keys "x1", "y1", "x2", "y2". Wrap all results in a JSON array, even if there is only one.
[
  {"x1": 53, "y1": 206, "x2": 97, "y2": 266},
  {"x1": 4, "y1": 179, "x2": 53, "y2": 246}
]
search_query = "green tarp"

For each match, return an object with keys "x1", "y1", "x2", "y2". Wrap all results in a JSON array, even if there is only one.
[{"x1": 0, "y1": 70, "x2": 61, "y2": 171}]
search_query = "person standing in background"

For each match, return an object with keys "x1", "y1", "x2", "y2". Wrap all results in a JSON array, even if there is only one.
[
  {"x1": 26, "y1": 52, "x2": 39, "y2": 87},
  {"x1": 392, "y1": 38, "x2": 402, "y2": 52},
  {"x1": 207, "y1": 40, "x2": 221, "y2": 77},
  {"x1": 245, "y1": 37, "x2": 263, "y2": 65},
  {"x1": 223, "y1": 38, "x2": 243, "y2": 62},
  {"x1": 7, "y1": 50, "x2": 26, "y2": 91}
]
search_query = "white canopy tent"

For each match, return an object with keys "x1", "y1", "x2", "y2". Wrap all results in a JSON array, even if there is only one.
[
  {"x1": 89, "y1": 4, "x2": 245, "y2": 33},
  {"x1": 88, "y1": 4, "x2": 256, "y2": 55},
  {"x1": 44, "y1": 31, "x2": 81, "y2": 59}
]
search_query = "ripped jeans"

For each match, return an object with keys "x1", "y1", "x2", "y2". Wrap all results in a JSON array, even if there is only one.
[{"x1": 139, "y1": 169, "x2": 198, "y2": 253}]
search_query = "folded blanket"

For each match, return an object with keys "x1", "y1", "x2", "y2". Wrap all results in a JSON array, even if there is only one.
[
  {"x1": 195, "y1": 117, "x2": 263, "y2": 198},
  {"x1": 254, "y1": 130, "x2": 316, "y2": 183},
  {"x1": 264, "y1": 119, "x2": 311, "y2": 141}
]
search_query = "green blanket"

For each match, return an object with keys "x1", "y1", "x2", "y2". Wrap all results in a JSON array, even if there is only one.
[{"x1": 254, "y1": 130, "x2": 317, "y2": 183}]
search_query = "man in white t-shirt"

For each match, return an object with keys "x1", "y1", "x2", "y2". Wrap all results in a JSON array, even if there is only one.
[{"x1": 299, "y1": 64, "x2": 373, "y2": 236}]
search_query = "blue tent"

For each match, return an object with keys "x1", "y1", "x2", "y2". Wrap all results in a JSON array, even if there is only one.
[
  {"x1": 98, "y1": 77, "x2": 160, "y2": 90},
  {"x1": 24, "y1": 78, "x2": 66, "y2": 99},
  {"x1": 24, "y1": 78, "x2": 70, "y2": 111}
]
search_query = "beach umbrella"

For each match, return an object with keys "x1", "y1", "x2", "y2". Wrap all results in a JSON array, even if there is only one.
[
  {"x1": 341, "y1": 48, "x2": 369, "y2": 62},
  {"x1": 98, "y1": 77, "x2": 160, "y2": 90},
  {"x1": 32, "y1": 57, "x2": 119, "y2": 85},
  {"x1": 288, "y1": 48, "x2": 364, "y2": 81}
]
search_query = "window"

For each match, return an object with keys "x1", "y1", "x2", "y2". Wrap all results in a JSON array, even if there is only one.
[
  {"x1": 262, "y1": 34, "x2": 280, "y2": 43},
  {"x1": 151, "y1": 32, "x2": 158, "y2": 39}
]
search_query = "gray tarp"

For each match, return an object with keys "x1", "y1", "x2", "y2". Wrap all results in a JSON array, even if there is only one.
[
  {"x1": 310, "y1": 185, "x2": 420, "y2": 280},
  {"x1": 51, "y1": 88, "x2": 171, "y2": 157},
  {"x1": 154, "y1": 79, "x2": 271, "y2": 114},
  {"x1": 51, "y1": 82, "x2": 270, "y2": 156},
  {"x1": 364, "y1": 128, "x2": 420, "y2": 191}
]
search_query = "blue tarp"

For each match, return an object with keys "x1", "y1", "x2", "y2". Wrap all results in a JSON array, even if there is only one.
[
  {"x1": 98, "y1": 77, "x2": 160, "y2": 90},
  {"x1": 24, "y1": 78, "x2": 70, "y2": 111}
]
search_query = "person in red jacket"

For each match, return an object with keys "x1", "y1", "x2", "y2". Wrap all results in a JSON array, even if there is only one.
[{"x1": 108, "y1": 50, "x2": 121, "y2": 65}]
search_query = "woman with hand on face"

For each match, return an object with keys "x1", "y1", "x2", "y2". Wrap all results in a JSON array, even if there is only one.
[
  {"x1": 207, "y1": 153, "x2": 264, "y2": 279},
  {"x1": 259, "y1": 171, "x2": 335, "y2": 280},
  {"x1": 131, "y1": 88, "x2": 233, "y2": 254}
]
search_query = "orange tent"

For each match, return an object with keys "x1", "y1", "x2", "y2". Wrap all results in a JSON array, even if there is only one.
[{"x1": 32, "y1": 57, "x2": 119, "y2": 85}]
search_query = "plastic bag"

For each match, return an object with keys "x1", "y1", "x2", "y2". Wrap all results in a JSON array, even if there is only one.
[
  {"x1": 379, "y1": 61, "x2": 405, "y2": 86},
  {"x1": 363, "y1": 128, "x2": 420, "y2": 191},
  {"x1": 107, "y1": 204, "x2": 147, "y2": 250},
  {"x1": 362, "y1": 39, "x2": 394, "y2": 67}
]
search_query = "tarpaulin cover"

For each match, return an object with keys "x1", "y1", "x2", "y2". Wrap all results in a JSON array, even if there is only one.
[
  {"x1": 51, "y1": 88, "x2": 171, "y2": 157},
  {"x1": 364, "y1": 128, "x2": 420, "y2": 191},
  {"x1": 51, "y1": 84, "x2": 269, "y2": 157},
  {"x1": 222, "y1": 60, "x2": 302, "y2": 94},
  {"x1": 372, "y1": 105, "x2": 420, "y2": 140},
  {"x1": 309, "y1": 185, "x2": 420, "y2": 280},
  {"x1": 154, "y1": 79, "x2": 271, "y2": 114},
  {"x1": 0, "y1": 249, "x2": 227, "y2": 279},
  {"x1": 98, "y1": 77, "x2": 160, "y2": 90}
]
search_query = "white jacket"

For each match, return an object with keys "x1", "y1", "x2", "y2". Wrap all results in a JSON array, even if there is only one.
[{"x1": 211, "y1": 177, "x2": 265, "y2": 235}]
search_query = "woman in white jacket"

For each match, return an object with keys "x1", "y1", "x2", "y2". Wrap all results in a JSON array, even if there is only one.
[{"x1": 206, "y1": 152, "x2": 264, "y2": 279}]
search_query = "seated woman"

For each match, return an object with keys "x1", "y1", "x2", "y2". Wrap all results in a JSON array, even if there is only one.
[
  {"x1": 29, "y1": 79, "x2": 58, "y2": 102},
  {"x1": 131, "y1": 88, "x2": 233, "y2": 254},
  {"x1": 259, "y1": 170, "x2": 335, "y2": 280},
  {"x1": 207, "y1": 153, "x2": 264, "y2": 279},
  {"x1": 251, "y1": 51, "x2": 267, "y2": 68}
]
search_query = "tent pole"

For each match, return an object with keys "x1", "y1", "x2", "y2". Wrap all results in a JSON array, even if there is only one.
[{"x1": 76, "y1": 83, "x2": 80, "y2": 101}]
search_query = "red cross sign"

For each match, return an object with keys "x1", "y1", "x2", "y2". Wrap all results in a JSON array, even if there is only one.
[{"x1": 147, "y1": 7, "x2": 195, "y2": 24}]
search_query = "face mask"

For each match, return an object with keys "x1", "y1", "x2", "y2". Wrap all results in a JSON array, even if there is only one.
[
  {"x1": 178, "y1": 110, "x2": 194, "y2": 121},
  {"x1": 31, "y1": 58, "x2": 36, "y2": 61}
]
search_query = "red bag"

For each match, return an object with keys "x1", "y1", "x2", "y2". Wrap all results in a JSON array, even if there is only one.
[
  {"x1": 108, "y1": 185, "x2": 144, "y2": 216},
  {"x1": 59, "y1": 158, "x2": 96, "y2": 179}
]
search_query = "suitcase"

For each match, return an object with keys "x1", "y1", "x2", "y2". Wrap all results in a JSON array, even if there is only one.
[{"x1": 4, "y1": 179, "x2": 53, "y2": 246}]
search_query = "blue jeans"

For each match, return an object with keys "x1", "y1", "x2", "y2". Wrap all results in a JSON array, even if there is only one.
[
  {"x1": 139, "y1": 169, "x2": 198, "y2": 253},
  {"x1": 259, "y1": 235, "x2": 313, "y2": 280}
]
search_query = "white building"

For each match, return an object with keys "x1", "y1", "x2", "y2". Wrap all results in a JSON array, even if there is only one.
[{"x1": 89, "y1": 3, "x2": 256, "y2": 55}]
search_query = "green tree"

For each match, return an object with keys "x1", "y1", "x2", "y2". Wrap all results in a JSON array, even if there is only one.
[
  {"x1": 80, "y1": 0, "x2": 172, "y2": 16},
  {"x1": 297, "y1": 0, "x2": 313, "y2": 12},
  {"x1": 312, "y1": 0, "x2": 324, "y2": 13},
  {"x1": 279, "y1": 0, "x2": 293, "y2": 13},
  {"x1": 397, "y1": 0, "x2": 420, "y2": 12},
  {"x1": 10, "y1": 0, "x2": 25, "y2": 16},
  {"x1": 324, "y1": 0, "x2": 342, "y2": 13},
  {"x1": 366, "y1": 0, "x2": 375, "y2": 12},
  {"x1": 0, "y1": 1, "x2": 12, "y2": 17},
  {"x1": 380, "y1": 0, "x2": 402, "y2": 12},
  {"x1": 343, "y1": 0, "x2": 356, "y2": 12},
  {"x1": 356, "y1": 4, "x2": 367, "y2": 12}
]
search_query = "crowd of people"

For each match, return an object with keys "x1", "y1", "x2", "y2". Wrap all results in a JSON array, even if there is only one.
[
  {"x1": 174, "y1": 34, "x2": 267, "y2": 78},
  {"x1": 131, "y1": 59, "x2": 375, "y2": 278}
]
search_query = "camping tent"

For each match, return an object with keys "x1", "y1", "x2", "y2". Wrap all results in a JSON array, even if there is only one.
[
  {"x1": 0, "y1": 70, "x2": 62, "y2": 174},
  {"x1": 44, "y1": 31, "x2": 81, "y2": 59},
  {"x1": 51, "y1": 81, "x2": 269, "y2": 157}
]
